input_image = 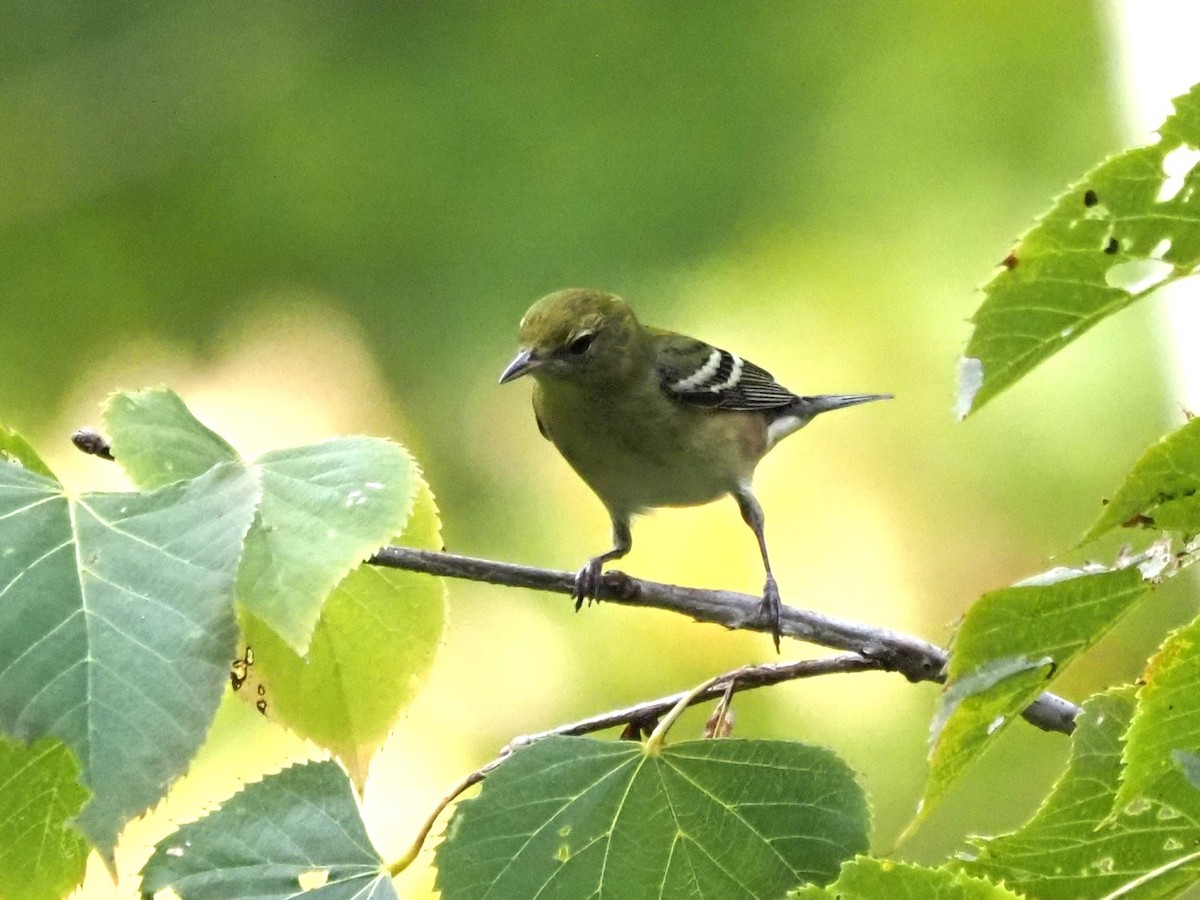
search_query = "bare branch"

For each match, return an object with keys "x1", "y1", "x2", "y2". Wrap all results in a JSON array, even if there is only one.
[
  {"x1": 369, "y1": 545, "x2": 1081, "y2": 735},
  {"x1": 503, "y1": 654, "x2": 880, "y2": 751}
]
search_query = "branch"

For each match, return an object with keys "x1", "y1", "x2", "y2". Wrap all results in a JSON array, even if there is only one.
[
  {"x1": 70, "y1": 427, "x2": 1080, "y2": 734},
  {"x1": 388, "y1": 653, "x2": 878, "y2": 876},
  {"x1": 503, "y1": 653, "x2": 880, "y2": 749},
  {"x1": 369, "y1": 545, "x2": 1081, "y2": 735}
]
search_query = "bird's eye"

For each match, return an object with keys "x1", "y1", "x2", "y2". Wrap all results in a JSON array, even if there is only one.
[{"x1": 567, "y1": 332, "x2": 595, "y2": 355}]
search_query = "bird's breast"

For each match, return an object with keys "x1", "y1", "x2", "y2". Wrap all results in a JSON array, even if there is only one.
[{"x1": 532, "y1": 379, "x2": 767, "y2": 516}]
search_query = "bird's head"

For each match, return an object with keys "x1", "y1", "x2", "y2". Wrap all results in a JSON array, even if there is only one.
[{"x1": 499, "y1": 289, "x2": 643, "y2": 386}]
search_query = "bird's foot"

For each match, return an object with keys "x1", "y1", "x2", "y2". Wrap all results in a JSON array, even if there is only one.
[
  {"x1": 572, "y1": 557, "x2": 605, "y2": 611},
  {"x1": 757, "y1": 575, "x2": 782, "y2": 652}
]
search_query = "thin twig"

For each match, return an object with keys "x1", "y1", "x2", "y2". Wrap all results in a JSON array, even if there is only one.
[
  {"x1": 499, "y1": 657, "x2": 883, "y2": 753},
  {"x1": 369, "y1": 545, "x2": 1081, "y2": 735},
  {"x1": 388, "y1": 653, "x2": 877, "y2": 876},
  {"x1": 502, "y1": 654, "x2": 881, "y2": 751}
]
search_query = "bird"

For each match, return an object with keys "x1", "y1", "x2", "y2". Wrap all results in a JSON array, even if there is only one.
[{"x1": 499, "y1": 288, "x2": 891, "y2": 649}]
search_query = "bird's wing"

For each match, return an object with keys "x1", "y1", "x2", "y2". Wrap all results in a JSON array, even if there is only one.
[{"x1": 650, "y1": 329, "x2": 798, "y2": 410}]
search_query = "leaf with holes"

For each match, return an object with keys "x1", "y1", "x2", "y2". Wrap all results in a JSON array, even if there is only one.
[
  {"x1": 0, "y1": 455, "x2": 259, "y2": 858},
  {"x1": 958, "y1": 687, "x2": 1200, "y2": 899},
  {"x1": 920, "y1": 562, "x2": 1150, "y2": 827},
  {"x1": 104, "y1": 387, "x2": 419, "y2": 653},
  {"x1": 1084, "y1": 416, "x2": 1200, "y2": 542},
  {"x1": 958, "y1": 82, "x2": 1200, "y2": 416},
  {"x1": 434, "y1": 736, "x2": 870, "y2": 899},
  {"x1": 239, "y1": 479, "x2": 446, "y2": 791},
  {"x1": 140, "y1": 760, "x2": 396, "y2": 899},
  {"x1": 0, "y1": 736, "x2": 90, "y2": 900},
  {"x1": 790, "y1": 857, "x2": 1021, "y2": 899}
]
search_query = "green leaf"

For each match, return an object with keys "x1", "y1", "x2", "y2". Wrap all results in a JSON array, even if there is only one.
[
  {"x1": 140, "y1": 759, "x2": 397, "y2": 900},
  {"x1": 958, "y1": 82, "x2": 1200, "y2": 416},
  {"x1": 104, "y1": 388, "x2": 238, "y2": 489},
  {"x1": 0, "y1": 460, "x2": 260, "y2": 857},
  {"x1": 0, "y1": 736, "x2": 90, "y2": 900},
  {"x1": 921, "y1": 563, "x2": 1150, "y2": 825},
  {"x1": 959, "y1": 687, "x2": 1200, "y2": 900},
  {"x1": 1115, "y1": 615, "x2": 1200, "y2": 815},
  {"x1": 0, "y1": 424, "x2": 55, "y2": 479},
  {"x1": 923, "y1": 661, "x2": 1055, "y2": 829},
  {"x1": 236, "y1": 438, "x2": 417, "y2": 652},
  {"x1": 103, "y1": 388, "x2": 420, "y2": 653},
  {"x1": 790, "y1": 857, "x2": 1021, "y2": 899},
  {"x1": 435, "y1": 736, "x2": 870, "y2": 899},
  {"x1": 240, "y1": 479, "x2": 446, "y2": 790},
  {"x1": 1084, "y1": 416, "x2": 1200, "y2": 542}
]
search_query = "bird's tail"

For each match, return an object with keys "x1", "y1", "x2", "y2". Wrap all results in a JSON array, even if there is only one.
[{"x1": 766, "y1": 393, "x2": 892, "y2": 447}]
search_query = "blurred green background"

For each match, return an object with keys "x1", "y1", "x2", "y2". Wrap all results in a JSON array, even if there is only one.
[{"x1": 4, "y1": 3, "x2": 1193, "y2": 896}]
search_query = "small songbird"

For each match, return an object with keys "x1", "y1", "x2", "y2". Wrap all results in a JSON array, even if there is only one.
[{"x1": 499, "y1": 288, "x2": 890, "y2": 649}]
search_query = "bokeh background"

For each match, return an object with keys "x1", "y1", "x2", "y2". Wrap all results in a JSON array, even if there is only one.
[{"x1": 4, "y1": 3, "x2": 1197, "y2": 896}]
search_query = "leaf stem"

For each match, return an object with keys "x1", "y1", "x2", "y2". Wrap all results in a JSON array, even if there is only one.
[
  {"x1": 645, "y1": 674, "x2": 726, "y2": 753},
  {"x1": 387, "y1": 769, "x2": 488, "y2": 877}
]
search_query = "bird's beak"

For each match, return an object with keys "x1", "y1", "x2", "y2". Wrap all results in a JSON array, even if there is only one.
[{"x1": 499, "y1": 348, "x2": 540, "y2": 384}]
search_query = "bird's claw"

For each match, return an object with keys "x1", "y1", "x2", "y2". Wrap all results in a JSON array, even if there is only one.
[
  {"x1": 572, "y1": 558, "x2": 604, "y2": 611},
  {"x1": 758, "y1": 575, "x2": 782, "y2": 652}
]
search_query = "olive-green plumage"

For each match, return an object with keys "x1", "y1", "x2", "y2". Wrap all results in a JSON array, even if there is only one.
[{"x1": 500, "y1": 288, "x2": 890, "y2": 649}]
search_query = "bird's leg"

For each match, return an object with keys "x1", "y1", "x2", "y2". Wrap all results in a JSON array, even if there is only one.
[
  {"x1": 573, "y1": 517, "x2": 632, "y2": 611},
  {"x1": 734, "y1": 486, "x2": 782, "y2": 652}
]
